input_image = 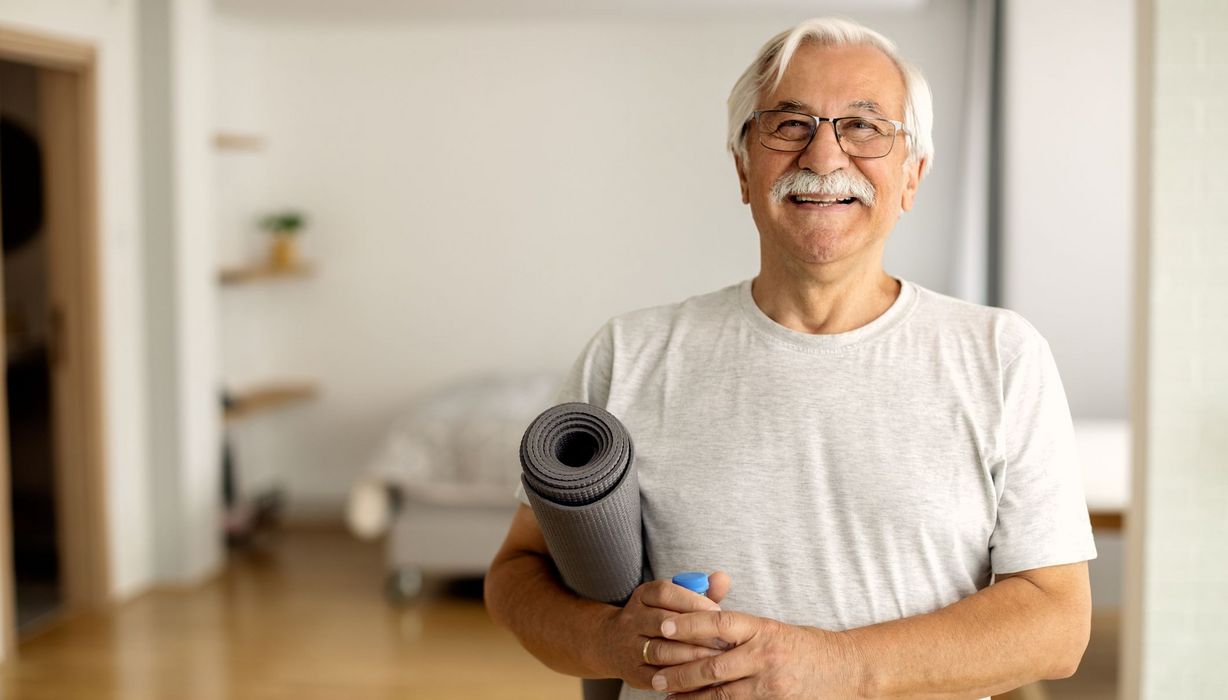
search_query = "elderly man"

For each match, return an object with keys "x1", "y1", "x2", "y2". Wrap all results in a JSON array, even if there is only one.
[{"x1": 485, "y1": 17, "x2": 1095, "y2": 700}]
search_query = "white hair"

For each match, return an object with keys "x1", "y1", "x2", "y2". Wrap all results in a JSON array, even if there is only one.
[{"x1": 727, "y1": 17, "x2": 934, "y2": 176}]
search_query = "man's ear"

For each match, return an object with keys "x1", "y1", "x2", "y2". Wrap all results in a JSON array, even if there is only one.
[
  {"x1": 735, "y1": 153, "x2": 750, "y2": 204},
  {"x1": 900, "y1": 157, "x2": 926, "y2": 211}
]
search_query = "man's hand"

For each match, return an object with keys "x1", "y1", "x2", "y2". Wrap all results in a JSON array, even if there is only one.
[
  {"x1": 649, "y1": 609, "x2": 863, "y2": 699},
  {"x1": 597, "y1": 572, "x2": 734, "y2": 690}
]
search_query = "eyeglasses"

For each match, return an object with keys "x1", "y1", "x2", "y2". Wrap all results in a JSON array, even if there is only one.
[{"x1": 747, "y1": 110, "x2": 906, "y2": 159}]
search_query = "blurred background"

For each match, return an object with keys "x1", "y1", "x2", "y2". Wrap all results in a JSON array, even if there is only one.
[{"x1": 0, "y1": 0, "x2": 1221, "y2": 698}]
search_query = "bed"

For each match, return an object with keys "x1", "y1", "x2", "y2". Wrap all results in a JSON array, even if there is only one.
[{"x1": 347, "y1": 371, "x2": 560, "y2": 600}]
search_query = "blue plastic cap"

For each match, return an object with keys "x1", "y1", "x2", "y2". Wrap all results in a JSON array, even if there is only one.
[{"x1": 671, "y1": 572, "x2": 710, "y2": 595}]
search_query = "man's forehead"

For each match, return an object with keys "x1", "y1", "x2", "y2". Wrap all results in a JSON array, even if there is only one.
[{"x1": 764, "y1": 43, "x2": 906, "y2": 115}]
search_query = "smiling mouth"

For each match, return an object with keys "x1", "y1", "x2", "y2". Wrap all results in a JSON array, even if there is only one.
[{"x1": 788, "y1": 194, "x2": 858, "y2": 206}]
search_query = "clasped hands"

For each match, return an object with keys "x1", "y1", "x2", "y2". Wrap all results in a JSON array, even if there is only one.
[{"x1": 599, "y1": 572, "x2": 863, "y2": 698}]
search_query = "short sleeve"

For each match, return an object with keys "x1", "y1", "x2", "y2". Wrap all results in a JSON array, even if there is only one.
[
  {"x1": 547, "y1": 321, "x2": 616, "y2": 409},
  {"x1": 512, "y1": 322, "x2": 617, "y2": 506},
  {"x1": 988, "y1": 335, "x2": 1098, "y2": 575}
]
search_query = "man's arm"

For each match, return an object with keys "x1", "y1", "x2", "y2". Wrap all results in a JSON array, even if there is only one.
[
  {"x1": 483, "y1": 504, "x2": 617, "y2": 678},
  {"x1": 483, "y1": 504, "x2": 731, "y2": 689},
  {"x1": 845, "y1": 561, "x2": 1092, "y2": 698},
  {"x1": 654, "y1": 561, "x2": 1091, "y2": 699}
]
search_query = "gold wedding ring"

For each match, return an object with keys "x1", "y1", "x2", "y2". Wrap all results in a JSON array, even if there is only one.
[{"x1": 642, "y1": 639, "x2": 652, "y2": 664}]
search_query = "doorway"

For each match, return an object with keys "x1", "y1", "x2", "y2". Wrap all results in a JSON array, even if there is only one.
[
  {"x1": 0, "y1": 24, "x2": 109, "y2": 656},
  {"x1": 0, "y1": 58, "x2": 61, "y2": 632}
]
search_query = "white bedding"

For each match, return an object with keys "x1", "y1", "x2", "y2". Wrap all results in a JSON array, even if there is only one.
[
  {"x1": 1074, "y1": 419, "x2": 1130, "y2": 512},
  {"x1": 362, "y1": 371, "x2": 561, "y2": 500}
]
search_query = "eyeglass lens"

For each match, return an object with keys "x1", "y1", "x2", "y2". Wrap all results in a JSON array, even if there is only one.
[{"x1": 756, "y1": 110, "x2": 897, "y2": 158}]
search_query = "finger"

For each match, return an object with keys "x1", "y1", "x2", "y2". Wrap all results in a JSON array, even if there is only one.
[
  {"x1": 665, "y1": 677, "x2": 754, "y2": 699},
  {"x1": 651, "y1": 645, "x2": 753, "y2": 694},
  {"x1": 661, "y1": 610, "x2": 756, "y2": 648},
  {"x1": 706, "y1": 571, "x2": 732, "y2": 605},
  {"x1": 641, "y1": 578, "x2": 721, "y2": 613},
  {"x1": 641, "y1": 638, "x2": 722, "y2": 667},
  {"x1": 630, "y1": 605, "x2": 678, "y2": 642}
]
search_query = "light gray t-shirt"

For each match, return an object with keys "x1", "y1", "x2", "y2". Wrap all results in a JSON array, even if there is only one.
[{"x1": 517, "y1": 278, "x2": 1097, "y2": 699}]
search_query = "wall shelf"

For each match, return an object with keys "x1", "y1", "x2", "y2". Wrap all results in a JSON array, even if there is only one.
[
  {"x1": 214, "y1": 132, "x2": 265, "y2": 151},
  {"x1": 223, "y1": 382, "x2": 319, "y2": 423},
  {"x1": 219, "y1": 261, "x2": 314, "y2": 285}
]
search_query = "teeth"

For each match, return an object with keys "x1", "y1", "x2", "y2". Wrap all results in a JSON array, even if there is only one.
[{"x1": 792, "y1": 195, "x2": 855, "y2": 205}]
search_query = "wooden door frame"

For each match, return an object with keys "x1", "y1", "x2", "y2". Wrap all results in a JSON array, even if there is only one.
[
  {"x1": 1120, "y1": 0, "x2": 1152, "y2": 696},
  {"x1": 0, "y1": 24, "x2": 109, "y2": 657}
]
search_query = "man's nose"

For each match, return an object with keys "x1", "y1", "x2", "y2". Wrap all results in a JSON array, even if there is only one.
[{"x1": 797, "y1": 121, "x2": 850, "y2": 174}]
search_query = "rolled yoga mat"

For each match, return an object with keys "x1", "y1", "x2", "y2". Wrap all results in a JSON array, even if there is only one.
[{"x1": 520, "y1": 402, "x2": 644, "y2": 700}]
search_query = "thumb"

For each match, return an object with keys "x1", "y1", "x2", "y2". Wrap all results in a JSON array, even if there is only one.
[{"x1": 706, "y1": 570, "x2": 732, "y2": 605}]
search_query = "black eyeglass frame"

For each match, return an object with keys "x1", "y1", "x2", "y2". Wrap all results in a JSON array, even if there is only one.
[{"x1": 745, "y1": 109, "x2": 908, "y2": 159}]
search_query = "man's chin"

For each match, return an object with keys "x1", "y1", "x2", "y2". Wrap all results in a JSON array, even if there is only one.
[{"x1": 773, "y1": 231, "x2": 867, "y2": 268}]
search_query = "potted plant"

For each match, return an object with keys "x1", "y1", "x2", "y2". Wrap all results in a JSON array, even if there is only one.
[{"x1": 260, "y1": 211, "x2": 306, "y2": 270}]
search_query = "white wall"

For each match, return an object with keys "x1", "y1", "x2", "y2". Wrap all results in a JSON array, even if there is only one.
[
  {"x1": 212, "y1": 2, "x2": 975, "y2": 511},
  {"x1": 170, "y1": 0, "x2": 222, "y2": 583},
  {"x1": 0, "y1": 1, "x2": 153, "y2": 602},
  {"x1": 1002, "y1": 0, "x2": 1135, "y2": 420},
  {"x1": 1125, "y1": 0, "x2": 1228, "y2": 695},
  {"x1": 139, "y1": 0, "x2": 222, "y2": 584}
]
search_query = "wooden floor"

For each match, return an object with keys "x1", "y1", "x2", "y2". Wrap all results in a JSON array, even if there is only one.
[
  {"x1": 0, "y1": 530, "x2": 576, "y2": 699},
  {"x1": 0, "y1": 530, "x2": 1118, "y2": 700}
]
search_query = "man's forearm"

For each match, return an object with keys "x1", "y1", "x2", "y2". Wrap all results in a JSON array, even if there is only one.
[
  {"x1": 842, "y1": 573, "x2": 1090, "y2": 699},
  {"x1": 484, "y1": 550, "x2": 616, "y2": 679}
]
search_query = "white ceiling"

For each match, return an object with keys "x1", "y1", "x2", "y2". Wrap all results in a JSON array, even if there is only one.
[{"x1": 213, "y1": 0, "x2": 928, "y2": 22}]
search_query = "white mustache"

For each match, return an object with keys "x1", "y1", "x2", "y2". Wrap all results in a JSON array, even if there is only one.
[{"x1": 770, "y1": 169, "x2": 877, "y2": 207}]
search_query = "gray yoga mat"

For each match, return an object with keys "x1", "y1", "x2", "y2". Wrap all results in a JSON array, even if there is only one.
[{"x1": 520, "y1": 402, "x2": 644, "y2": 700}]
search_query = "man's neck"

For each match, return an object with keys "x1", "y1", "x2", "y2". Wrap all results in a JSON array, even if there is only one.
[{"x1": 750, "y1": 263, "x2": 901, "y2": 336}]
